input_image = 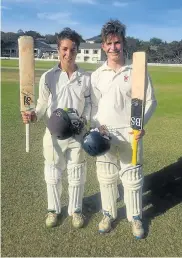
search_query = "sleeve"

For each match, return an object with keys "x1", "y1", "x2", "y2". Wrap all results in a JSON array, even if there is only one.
[
  {"x1": 143, "y1": 74, "x2": 157, "y2": 126},
  {"x1": 35, "y1": 72, "x2": 50, "y2": 121},
  {"x1": 90, "y1": 71, "x2": 102, "y2": 128},
  {"x1": 82, "y1": 75, "x2": 91, "y2": 123}
]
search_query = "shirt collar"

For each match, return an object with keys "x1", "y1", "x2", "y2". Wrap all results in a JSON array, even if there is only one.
[
  {"x1": 100, "y1": 60, "x2": 132, "y2": 72},
  {"x1": 53, "y1": 63, "x2": 84, "y2": 77}
]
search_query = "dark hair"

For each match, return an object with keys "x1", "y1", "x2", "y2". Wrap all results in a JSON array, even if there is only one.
[
  {"x1": 57, "y1": 27, "x2": 82, "y2": 49},
  {"x1": 101, "y1": 19, "x2": 126, "y2": 46}
]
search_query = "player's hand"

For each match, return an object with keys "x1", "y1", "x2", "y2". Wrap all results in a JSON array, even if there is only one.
[
  {"x1": 21, "y1": 111, "x2": 37, "y2": 124},
  {"x1": 99, "y1": 125, "x2": 110, "y2": 136},
  {"x1": 129, "y1": 129, "x2": 145, "y2": 140}
]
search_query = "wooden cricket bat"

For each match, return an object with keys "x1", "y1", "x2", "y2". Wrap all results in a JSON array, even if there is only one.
[
  {"x1": 18, "y1": 36, "x2": 35, "y2": 153},
  {"x1": 131, "y1": 51, "x2": 147, "y2": 165}
]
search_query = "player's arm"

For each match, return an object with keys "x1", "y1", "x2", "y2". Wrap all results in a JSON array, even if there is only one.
[
  {"x1": 90, "y1": 72, "x2": 101, "y2": 128},
  {"x1": 22, "y1": 73, "x2": 50, "y2": 123},
  {"x1": 143, "y1": 75, "x2": 157, "y2": 126},
  {"x1": 81, "y1": 75, "x2": 91, "y2": 129},
  {"x1": 35, "y1": 73, "x2": 50, "y2": 121}
]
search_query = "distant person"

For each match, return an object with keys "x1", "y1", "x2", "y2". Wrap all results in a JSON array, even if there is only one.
[
  {"x1": 90, "y1": 19, "x2": 157, "y2": 238},
  {"x1": 21, "y1": 28, "x2": 91, "y2": 229}
]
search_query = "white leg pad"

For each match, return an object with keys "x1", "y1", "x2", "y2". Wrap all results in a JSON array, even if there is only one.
[
  {"x1": 120, "y1": 165, "x2": 143, "y2": 221},
  {"x1": 67, "y1": 162, "x2": 86, "y2": 216},
  {"x1": 44, "y1": 162, "x2": 62, "y2": 214},
  {"x1": 96, "y1": 162, "x2": 118, "y2": 219}
]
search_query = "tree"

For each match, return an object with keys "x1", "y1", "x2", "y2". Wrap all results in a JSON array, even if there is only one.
[
  {"x1": 150, "y1": 37, "x2": 163, "y2": 46},
  {"x1": 126, "y1": 37, "x2": 140, "y2": 58},
  {"x1": 17, "y1": 29, "x2": 24, "y2": 36},
  {"x1": 24, "y1": 30, "x2": 42, "y2": 38}
]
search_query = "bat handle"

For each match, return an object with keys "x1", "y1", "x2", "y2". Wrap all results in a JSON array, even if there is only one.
[
  {"x1": 26, "y1": 123, "x2": 30, "y2": 153},
  {"x1": 131, "y1": 129, "x2": 139, "y2": 165}
]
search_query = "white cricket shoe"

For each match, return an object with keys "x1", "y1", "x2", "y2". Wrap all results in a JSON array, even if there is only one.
[
  {"x1": 98, "y1": 212, "x2": 113, "y2": 233},
  {"x1": 132, "y1": 216, "x2": 144, "y2": 239},
  {"x1": 72, "y1": 210, "x2": 84, "y2": 229},
  {"x1": 46, "y1": 212, "x2": 58, "y2": 228}
]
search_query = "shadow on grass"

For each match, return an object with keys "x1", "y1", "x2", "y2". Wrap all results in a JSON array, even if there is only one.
[
  {"x1": 142, "y1": 156, "x2": 182, "y2": 236},
  {"x1": 83, "y1": 157, "x2": 182, "y2": 234},
  {"x1": 57, "y1": 205, "x2": 68, "y2": 227}
]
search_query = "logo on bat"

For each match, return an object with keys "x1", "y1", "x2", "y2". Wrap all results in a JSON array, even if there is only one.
[
  {"x1": 24, "y1": 96, "x2": 31, "y2": 105},
  {"x1": 131, "y1": 117, "x2": 141, "y2": 128}
]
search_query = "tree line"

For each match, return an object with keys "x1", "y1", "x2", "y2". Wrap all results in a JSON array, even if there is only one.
[{"x1": 1, "y1": 30, "x2": 182, "y2": 63}]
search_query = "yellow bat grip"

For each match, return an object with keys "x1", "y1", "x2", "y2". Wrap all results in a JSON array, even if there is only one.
[{"x1": 131, "y1": 129, "x2": 139, "y2": 165}]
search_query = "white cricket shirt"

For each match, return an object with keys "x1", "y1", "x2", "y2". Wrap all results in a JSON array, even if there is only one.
[
  {"x1": 91, "y1": 61, "x2": 157, "y2": 128},
  {"x1": 35, "y1": 65, "x2": 91, "y2": 121}
]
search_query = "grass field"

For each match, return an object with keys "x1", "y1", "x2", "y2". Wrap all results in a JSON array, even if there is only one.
[
  {"x1": 1, "y1": 63, "x2": 182, "y2": 257},
  {"x1": 1, "y1": 59, "x2": 97, "y2": 71}
]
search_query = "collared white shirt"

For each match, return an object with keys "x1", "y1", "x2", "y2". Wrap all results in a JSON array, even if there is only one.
[
  {"x1": 91, "y1": 61, "x2": 157, "y2": 129},
  {"x1": 36, "y1": 65, "x2": 91, "y2": 121}
]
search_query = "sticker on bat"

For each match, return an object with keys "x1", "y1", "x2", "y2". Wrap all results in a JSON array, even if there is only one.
[
  {"x1": 131, "y1": 117, "x2": 141, "y2": 128},
  {"x1": 24, "y1": 96, "x2": 32, "y2": 105}
]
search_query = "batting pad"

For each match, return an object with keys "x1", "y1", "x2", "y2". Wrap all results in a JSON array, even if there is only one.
[
  {"x1": 67, "y1": 162, "x2": 86, "y2": 216},
  {"x1": 120, "y1": 165, "x2": 143, "y2": 221},
  {"x1": 96, "y1": 162, "x2": 118, "y2": 219},
  {"x1": 44, "y1": 163, "x2": 62, "y2": 214}
]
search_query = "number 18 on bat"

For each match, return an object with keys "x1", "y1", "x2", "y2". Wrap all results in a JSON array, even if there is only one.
[
  {"x1": 18, "y1": 36, "x2": 35, "y2": 153},
  {"x1": 131, "y1": 51, "x2": 147, "y2": 165}
]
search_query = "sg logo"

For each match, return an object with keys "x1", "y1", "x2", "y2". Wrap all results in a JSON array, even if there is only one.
[{"x1": 24, "y1": 96, "x2": 31, "y2": 105}]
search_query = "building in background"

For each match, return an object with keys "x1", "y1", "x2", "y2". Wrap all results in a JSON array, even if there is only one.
[
  {"x1": 2, "y1": 40, "x2": 105, "y2": 63},
  {"x1": 2, "y1": 40, "x2": 56, "y2": 58},
  {"x1": 50, "y1": 42, "x2": 105, "y2": 63}
]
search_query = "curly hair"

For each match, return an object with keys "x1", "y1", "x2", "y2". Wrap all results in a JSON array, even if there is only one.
[
  {"x1": 57, "y1": 27, "x2": 82, "y2": 49},
  {"x1": 101, "y1": 19, "x2": 126, "y2": 45}
]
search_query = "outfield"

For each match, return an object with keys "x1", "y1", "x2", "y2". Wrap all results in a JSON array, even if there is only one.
[{"x1": 1, "y1": 61, "x2": 182, "y2": 257}]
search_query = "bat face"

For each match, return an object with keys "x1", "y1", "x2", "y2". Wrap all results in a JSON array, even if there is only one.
[
  {"x1": 130, "y1": 51, "x2": 147, "y2": 130},
  {"x1": 18, "y1": 36, "x2": 35, "y2": 112}
]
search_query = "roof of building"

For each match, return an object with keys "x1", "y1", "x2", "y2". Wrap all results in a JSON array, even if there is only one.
[
  {"x1": 4, "y1": 40, "x2": 101, "y2": 51},
  {"x1": 80, "y1": 43, "x2": 101, "y2": 49},
  {"x1": 4, "y1": 39, "x2": 54, "y2": 51},
  {"x1": 50, "y1": 42, "x2": 101, "y2": 49},
  {"x1": 34, "y1": 40, "x2": 53, "y2": 50},
  {"x1": 85, "y1": 35, "x2": 101, "y2": 42}
]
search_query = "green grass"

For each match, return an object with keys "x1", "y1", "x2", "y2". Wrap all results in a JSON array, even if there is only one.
[
  {"x1": 1, "y1": 59, "x2": 97, "y2": 71},
  {"x1": 1, "y1": 66, "x2": 182, "y2": 257}
]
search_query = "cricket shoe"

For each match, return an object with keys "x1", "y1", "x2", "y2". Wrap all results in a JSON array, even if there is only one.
[
  {"x1": 72, "y1": 209, "x2": 84, "y2": 229},
  {"x1": 45, "y1": 211, "x2": 58, "y2": 228},
  {"x1": 132, "y1": 216, "x2": 144, "y2": 239},
  {"x1": 98, "y1": 212, "x2": 113, "y2": 233}
]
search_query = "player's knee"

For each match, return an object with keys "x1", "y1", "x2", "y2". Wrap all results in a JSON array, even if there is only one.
[
  {"x1": 120, "y1": 165, "x2": 143, "y2": 190},
  {"x1": 67, "y1": 162, "x2": 86, "y2": 186},
  {"x1": 96, "y1": 162, "x2": 118, "y2": 184},
  {"x1": 44, "y1": 162, "x2": 62, "y2": 184}
]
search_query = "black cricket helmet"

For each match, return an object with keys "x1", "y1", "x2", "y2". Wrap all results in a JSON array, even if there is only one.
[
  {"x1": 82, "y1": 130, "x2": 111, "y2": 157},
  {"x1": 47, "y1": 108, "x2": 73, "y2": 140}
]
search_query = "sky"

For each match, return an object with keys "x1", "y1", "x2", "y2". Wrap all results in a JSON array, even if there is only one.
[{"x1": 1, "y1": 0, "x2": 182, "y2": 42}]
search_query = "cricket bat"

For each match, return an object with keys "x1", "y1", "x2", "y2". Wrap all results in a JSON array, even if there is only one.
[
  {"x1": 18, "y1": 36, "x2": 35, "y2": 153},
  {"x1": 130, "y1": 51, "x2": 147, "y2": 165}
]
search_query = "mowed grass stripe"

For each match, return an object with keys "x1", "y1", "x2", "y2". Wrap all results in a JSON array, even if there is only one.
[{"x1": 1, "y1": 59, "x2": 97, "y2": 71}]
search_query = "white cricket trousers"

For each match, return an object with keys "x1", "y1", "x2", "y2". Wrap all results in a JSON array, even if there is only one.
[
  {"x1": 43, "y1": 128, "x2": 86, "y2": 215},
  {"x1": 96, "y1": 127, "x2": 144, "y2": 221}
]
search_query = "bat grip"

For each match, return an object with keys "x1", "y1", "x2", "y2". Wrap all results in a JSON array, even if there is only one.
[
  {"x1": 131, "y1": 129, "x2": 139, "y2": 165},
  {"x1": 26, "y1": 123, "x2": 30, "y2": 153}
]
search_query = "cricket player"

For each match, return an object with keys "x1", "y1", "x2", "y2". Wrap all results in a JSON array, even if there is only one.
[
  {"x1": 90, "y1": 19, "x2": 157, "y2": 238},
  {"x1": 21, "y1": 28, "x2": 91, "y2": 228}
]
